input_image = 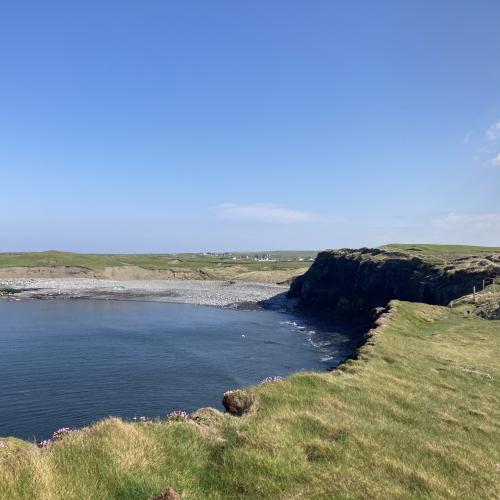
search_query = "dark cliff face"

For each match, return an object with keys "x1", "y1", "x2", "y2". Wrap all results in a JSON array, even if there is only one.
[{"x1": 288, "y1": 248, "x2": 500, "y2": 317}]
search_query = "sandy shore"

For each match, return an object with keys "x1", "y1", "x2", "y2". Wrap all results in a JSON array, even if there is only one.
[{"x1": 0, "y1": 278, "x2": 290, "y2": 308}]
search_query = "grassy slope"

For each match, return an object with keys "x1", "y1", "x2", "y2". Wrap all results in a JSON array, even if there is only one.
[
  {"x1": 1, "y1": 301, "x2": 498, "y2": 499},
  {"x1": 382, "y1": 243, "x2": 500, "y2": 261},
  {"x1": 0, "y1": 251, "x2": 313, "y2": 272}
]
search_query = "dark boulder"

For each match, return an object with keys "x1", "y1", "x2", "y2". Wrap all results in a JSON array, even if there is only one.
[{"x1": 222, "y1": 389, "x2": 254, "y2": 416}]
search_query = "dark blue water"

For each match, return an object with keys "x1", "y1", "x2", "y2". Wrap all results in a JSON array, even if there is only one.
[{"x1": 0, "y1": 299, "x2": 361, "y2": 440}]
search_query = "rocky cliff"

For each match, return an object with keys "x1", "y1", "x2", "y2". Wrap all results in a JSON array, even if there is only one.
[{"x1": 288, "y1": 247, "x2": 500, "y2": 317}]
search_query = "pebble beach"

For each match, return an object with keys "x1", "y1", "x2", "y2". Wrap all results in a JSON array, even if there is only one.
[{"x1": 0, "y1": 278, "x2": 289, "y2": 308}]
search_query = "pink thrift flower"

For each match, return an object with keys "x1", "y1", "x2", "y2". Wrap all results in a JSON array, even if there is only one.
[
  {"x1": 260, "y1": 376, "x2": 285, "y2": 384},
  {"x1": 168, "y1": 410, "x2": 189, "y2": 421},
  {"x1": 52, "y1": 428, "x2": 72, "y2": 441}
]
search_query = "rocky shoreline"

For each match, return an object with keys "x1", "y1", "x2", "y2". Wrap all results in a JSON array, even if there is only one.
[{"x1": 0, "y1": 278, "x2": 289, "y2": 309}]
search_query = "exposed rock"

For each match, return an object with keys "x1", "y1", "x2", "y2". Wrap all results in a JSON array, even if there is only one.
[
  {"x1": 373, "y1": 306, "x2": 388, "y2": 319},
  {"x1": 151, "y1": 487, "x2": 181, "y2": 500},
  {"x1": 222, "y1": 389, "x2": 254, "y2": 416},
  {"x1": 289, "y1": 248, "x2": 500, "y2": 318},
  {"x1": 474, "y1": 298, "x2": 500, "y2": 320}
]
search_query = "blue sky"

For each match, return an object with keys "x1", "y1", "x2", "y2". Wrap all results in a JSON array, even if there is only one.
[{"x1": 1, "y1": 1, "x2": 499, "y2": 252}]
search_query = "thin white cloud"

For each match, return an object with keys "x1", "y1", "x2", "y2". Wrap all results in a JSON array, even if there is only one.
[
  {"x1": 486, "y1": 121, "x2": 500, "y2": 141},
  {"x1": 470, "y1": 120, "x2": 500, "y2": 164},
  {"x1": 432, "y1": 212, "x2": 500, "y2": 230},
  {"x1": 490, "y1": 153, "x2": 500, "y2": 167},
  {"x1": 462, "y1": 130, "x2": 474, "y2": 145},
  {"x1": 215, "y1": 203, "x2": 342, "y2": 224}
]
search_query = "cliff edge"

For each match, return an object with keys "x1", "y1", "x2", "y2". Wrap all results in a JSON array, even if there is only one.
[{"x1": 288, "y1": 245, "x2": 500, "y2": 317}]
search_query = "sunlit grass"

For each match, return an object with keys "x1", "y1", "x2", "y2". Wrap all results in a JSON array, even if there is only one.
[
  {"x1": 0, "y1": 250, "x2": 311, "y2": 272},
  {"x1": 382, "y1": 242, "x2": 500, "y2": 253}
]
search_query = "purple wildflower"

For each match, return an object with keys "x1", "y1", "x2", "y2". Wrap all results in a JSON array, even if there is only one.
[
  {"x1": 39, "y1": 427, "x2": 72, "y2": 447},
  {"x1": 168, "y1": 410, "x2": 189, "y2": 421},
  {"x1": 52, "y1": 427, "x2": 72, "y2": 441},
  {"x1": 260, "y1": 376, "x2": 285, "y2": 384},
  {"x1": 0, "y1": 441, "x2": 6, "y2": 448}
]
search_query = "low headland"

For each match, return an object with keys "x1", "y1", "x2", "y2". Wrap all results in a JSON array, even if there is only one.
[
  {"x1": 0, "y1": 250, "x2": 314, "y2": 284},
  {"x1": 0, "y1": 244, "x2": 499, "y2": 499}
]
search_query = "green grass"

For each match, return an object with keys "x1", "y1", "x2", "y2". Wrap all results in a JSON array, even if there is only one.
[
  {"x1": 382, "y1": 243, "x2": 500, "y2": 257},
  {"x1": 1, "y1": 301, "x2": 498, "y2": 499},
  {"x1": 379, "y1": 243, "x2": 500, "y2": 267},
  {"x1": 0, "y1": 250, "x2": 313, "y2": 271}
]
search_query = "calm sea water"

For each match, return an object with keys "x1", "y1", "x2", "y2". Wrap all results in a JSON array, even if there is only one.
[{"x1": 0, "y1": 299, "x2": 361, "y2": 440}]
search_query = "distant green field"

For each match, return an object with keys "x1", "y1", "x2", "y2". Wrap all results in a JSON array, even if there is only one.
[
  {"x1": 382, "y1": 243, "x2": 500, "y2": 256},
  {"x1": 0, "y1": 250, "x2": 316, "y2": 271}
]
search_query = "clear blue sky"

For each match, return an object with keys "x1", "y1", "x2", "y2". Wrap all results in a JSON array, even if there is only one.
[{"x1": 1, "y1": 1, "x2": 499, "y2": 252}]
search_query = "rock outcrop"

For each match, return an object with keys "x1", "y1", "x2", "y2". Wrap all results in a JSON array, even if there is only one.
[
  {"x1": 222, "y1": 389, "x2": 254, "y2": 416},
  {"x1": 474, "y1": 297, "x2": 500, "y2": 320},
  {"x1": 288, "y1": 248, "x2": 500, "y2": 318}
]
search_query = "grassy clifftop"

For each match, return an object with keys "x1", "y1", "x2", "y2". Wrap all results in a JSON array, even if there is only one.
[
  {"x1": 382, "y1": 243, "x2": 500, "y2": 255},
  {"x1": 1, "y1": 301, "x2": 498, "y2": 499},
  {"x1": 289, "y1": 245, "x2": 500, "y2": 318},
  {"x1": 381, "y1": 243, "x2": 500, "y2": 266}
]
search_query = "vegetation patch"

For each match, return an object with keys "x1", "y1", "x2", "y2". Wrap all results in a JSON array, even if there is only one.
[
  {"x1": 382, "y1": 242, "x2": 500, "y2": 259},
  {"x1": 0, "y1": 286, "x2": 25, "y2": 296},
  {"x1": 0, "y1": 250, "x2": 316, "y2": 272}
]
